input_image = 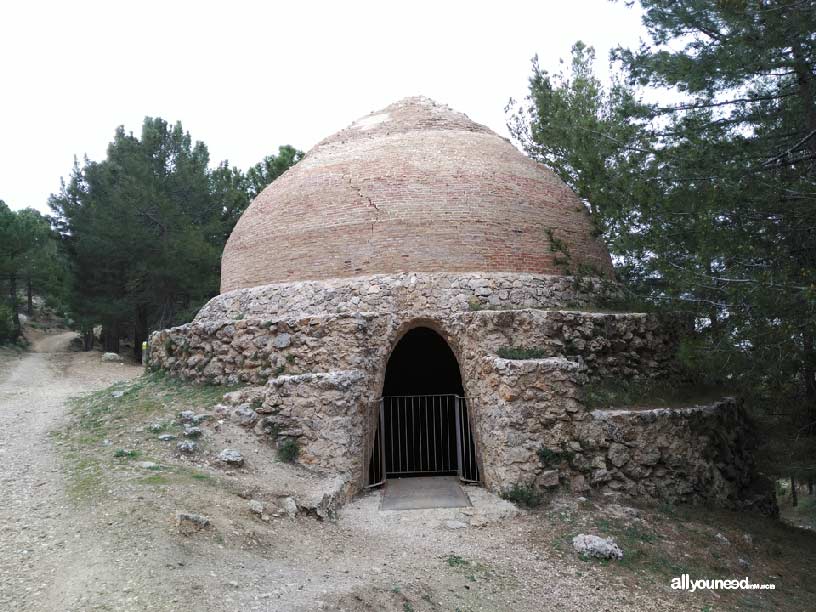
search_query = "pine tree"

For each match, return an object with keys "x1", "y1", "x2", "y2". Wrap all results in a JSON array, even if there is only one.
[{"x1": 509, "y1": 0, "x2": 816, "y2": 479}]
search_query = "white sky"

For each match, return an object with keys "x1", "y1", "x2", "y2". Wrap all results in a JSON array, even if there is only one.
[{"x1": 0, "y1": 0, "x2": 645, "y2": 213}]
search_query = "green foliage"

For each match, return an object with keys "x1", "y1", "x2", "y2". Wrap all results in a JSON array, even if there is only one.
[
  {"x1": 48, "y1": 120, "x2": 302, "y2": 358},
  {"x1": 509, "y1": 2, "x2": 816, "y2": 478},
  {"x1": 0, "y1": 201, "x2": 66, "y2": 341},
  {"x1": 497, "y1": 346, "x2": 547, "y2": 360},
  {"x1": 0, "y1": 303, "x2": 14, "y2": 343},
  {"x1": 580, "y1": 377, "x2": 728, "y2": 410},
  {"x1": 277, "y1": 438, "x2": 299, "y2": 463},
  {"x1": 500, "y1": 484, "x2": 542, "y2": 508},
  {"x1": 537, "y1": 446, "x2": 574, "y2": 467}
]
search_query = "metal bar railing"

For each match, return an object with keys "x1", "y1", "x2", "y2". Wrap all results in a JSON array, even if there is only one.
[{"x1": 368, "y1": 394, "x2": 479, "y2": 482}]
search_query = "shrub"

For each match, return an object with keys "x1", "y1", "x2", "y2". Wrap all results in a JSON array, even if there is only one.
[
  {"x1": 277, "y1": 438, "x2": 299, "y2": 463},
  {"x1": 0, "y1": 303, "x2": 15, "y2": 343},
  {"x1": 538, "y1": 445, "x2": 574, "y2": 466},
  {"x1": 500, "y1": 484, "x2": 542, "y2": 508}
]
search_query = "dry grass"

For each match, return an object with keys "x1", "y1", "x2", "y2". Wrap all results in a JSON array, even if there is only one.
[{"x1": 531, "y1": 497, "x2": 816, "y2": 611}]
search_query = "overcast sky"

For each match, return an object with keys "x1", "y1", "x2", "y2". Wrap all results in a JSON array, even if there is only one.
[{"x1": 1, "y1": 0, "x2": 645, "y2": 213}]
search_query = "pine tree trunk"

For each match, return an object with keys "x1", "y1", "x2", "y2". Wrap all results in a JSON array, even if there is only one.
[
  {"x1": 26, "y1": 276, "x2": 33, "y2": 316},
  {"x1": 103, "y1": 325, "x2": 120, "y2": 354},
  {"x1": 8, "y1": 273, "x2": 20, "y2": 339},
  {"x1": 802, "y1": 332, "x2": 816, "y2": 434},
  {"x1": 82, "y1": 329, "x2": 94, "y2": 351},
  {"x1": 791, "y1": 475, "x2": 798, "y2": 507},
  {"x1": 133, "y1": 306, "x2": 148, "y2": 361}
]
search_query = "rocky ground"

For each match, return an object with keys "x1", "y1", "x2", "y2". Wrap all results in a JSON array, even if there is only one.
[{"x1": 1, "y1": 328, "x2": 815, "y2": 611}]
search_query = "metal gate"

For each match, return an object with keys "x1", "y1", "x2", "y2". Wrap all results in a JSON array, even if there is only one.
[{"x1": 367, "y1": 395, "x2": 480, "y2": 487}]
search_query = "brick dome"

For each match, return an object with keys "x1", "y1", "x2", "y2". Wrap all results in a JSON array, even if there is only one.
[{"x1": 221, "y1": 97, "x2": 613, "y2": 293}]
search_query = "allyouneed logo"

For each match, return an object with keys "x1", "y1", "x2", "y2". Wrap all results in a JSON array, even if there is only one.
[{"x1": 671, "y1": 574, "x2": 776, "y2": 592}]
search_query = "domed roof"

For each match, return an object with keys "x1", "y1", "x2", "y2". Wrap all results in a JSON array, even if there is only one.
[{"x1": 221, "y1": 97, "x2": 613, "y2": 293}]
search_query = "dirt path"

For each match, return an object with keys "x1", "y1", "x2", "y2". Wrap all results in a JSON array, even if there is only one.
[
  {"x1": 0, "y1": 332, "x2": 142, "y2": 611},
  {"x1": 2, "y1": 331, "x2": 809, "y2": 611}
]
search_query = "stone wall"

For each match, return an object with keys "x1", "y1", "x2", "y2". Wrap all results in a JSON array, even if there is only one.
[
  {"x1": 147, "y1": 275, "x2": 774, "y2": 514},
  {"x1": 199, "y1": 272, "x2": 619, "y2": 322},
  {"x1": 466, "y1": 354, "x2": 776, "y2": 514},
  {"x1": 148, "y1": 307, "x2": 678, "y2": 388}
]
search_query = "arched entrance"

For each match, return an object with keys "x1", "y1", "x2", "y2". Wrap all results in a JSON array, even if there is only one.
[{"x1": 368, "y1": 326, "x2": 480, "y2": 487}]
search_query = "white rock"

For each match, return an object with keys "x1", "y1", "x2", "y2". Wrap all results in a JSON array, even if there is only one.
[
  {"x1": 282, "y1": 496, "x2": 298, "y2": 518},
  {"x1": 218, "y1": 448, "x2": 244, "y2": 467},
  {"x1": 101, "y1": 352, "x2": 122, "y2": 363},
  {"x1": 572, "y1": 534, "x2": 623, "y2": 560},
  {"x1": 248, "y1": 499, "x2": 265, "y2": 515}
]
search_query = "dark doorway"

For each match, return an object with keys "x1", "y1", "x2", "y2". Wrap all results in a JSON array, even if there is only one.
[
  {"x1": 382, "y1": 327, "x2": 464, "y2": 397},
  {"x1": 367, "y1": 327, "x2": 479, "y2": 486}
]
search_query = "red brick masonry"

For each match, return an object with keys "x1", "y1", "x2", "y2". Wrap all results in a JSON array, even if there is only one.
[{"x1": 221, "y1": 97, "x2": 613, "y2": 292}]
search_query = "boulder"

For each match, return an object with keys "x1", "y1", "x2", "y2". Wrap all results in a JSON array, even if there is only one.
[
  {"x1": 101, "y1": 352, "x2": 122, "y2": 363},
  {"x1": 233, "y1": 404, "x2": 259, "y2": 427},
  {"x1": 572, "y1": 534, "x2": 623, "y2": 560},
  {"x1": 535, "y1": 469, "x2": 560, "y2": 489},
  {"x1": 177, "y1": 440, "x2": 197, "y2": 454},
  {"x1": 282, "y1": 496, "x2": 298, "y2": 518},
  {"x1": 218, "y1": 448, "x2": 245, "y2": 467},
  {"x1": 176, "y1": 512, "x2": 210, "y2": 535}
]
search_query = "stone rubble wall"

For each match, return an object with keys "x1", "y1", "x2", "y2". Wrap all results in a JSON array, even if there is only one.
[
  {"x1": 257, "y1": 370, "x2": 372, "y2": 477},
  {"x1": 146, "y1": 275, "x2": 773, "y2": 513},
  {"x1": 149, "y1": 308, "x2": 680, "y2": 388},
  {"x1": 472, "y1": 358, "x2": 776, "y2": 514},
  {"x1": 198, "y1": 272, "x2": 620, "y2": 321},
  {"x1": 576, "y1": 402, "x2": 766, "y2": 510}
]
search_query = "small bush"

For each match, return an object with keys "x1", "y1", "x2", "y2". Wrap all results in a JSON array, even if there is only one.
[
  {"x1": 113, "y1": 448, "x2": 139, "y2": 459},
  {"x1": 467, "y1": 297, "x2": 485, "y2": 311},
  {"x1": 538, "y1": 445, "x2": 574, "y2": 466},
  {"x1": 500, "y1": 484, "x2": 542, "y2": 508},
  {"x1": 497, "y1": 346, "x2": 547, "y2": 360},
  {"x1": 0, "y1": 303, "x2": 16, "y2": 343},
  {"x1": 277, "y1": 438, "x2": 299, "y2": 463}
]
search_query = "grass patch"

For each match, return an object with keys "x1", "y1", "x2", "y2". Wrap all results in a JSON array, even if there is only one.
[
  {"x1": 500, "y1": 484, "x2": 543, "y2": 508},
  {"x1": 497, "y1": 346, "x2": 548, "y2": 360},
  {"x1": 63, "y1": 454, "x2": 104, "y2": 500},
  {"x1": 277, "y1": 438, "x2": 299, "y2": 463},
  {"x1": 140, "y1": 474, "x2": 170, "y2": 485},
  {"x1": 56, "y1": 371, "x2": 240, "y2": 503}
]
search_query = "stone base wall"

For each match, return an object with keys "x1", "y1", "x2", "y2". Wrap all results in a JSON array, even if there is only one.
[
  {"x1": 577, "y1": 402, "x2": 772, "y2": 512},
  {"x1": 197, "y1": 272, "x2": 620, "y2": 321},
  {"x1": 146, "y1": 275, "x2": 774, "y2": 513}
]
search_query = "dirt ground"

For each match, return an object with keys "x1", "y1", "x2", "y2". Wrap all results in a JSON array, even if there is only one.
[{"x1": 1, "y1": 329, "x2": 815, "y2": 611}]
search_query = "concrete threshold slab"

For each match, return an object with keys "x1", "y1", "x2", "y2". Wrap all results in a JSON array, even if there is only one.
[{"x1": 380, "y1": 476, "x2": 472, "y2": 511}]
